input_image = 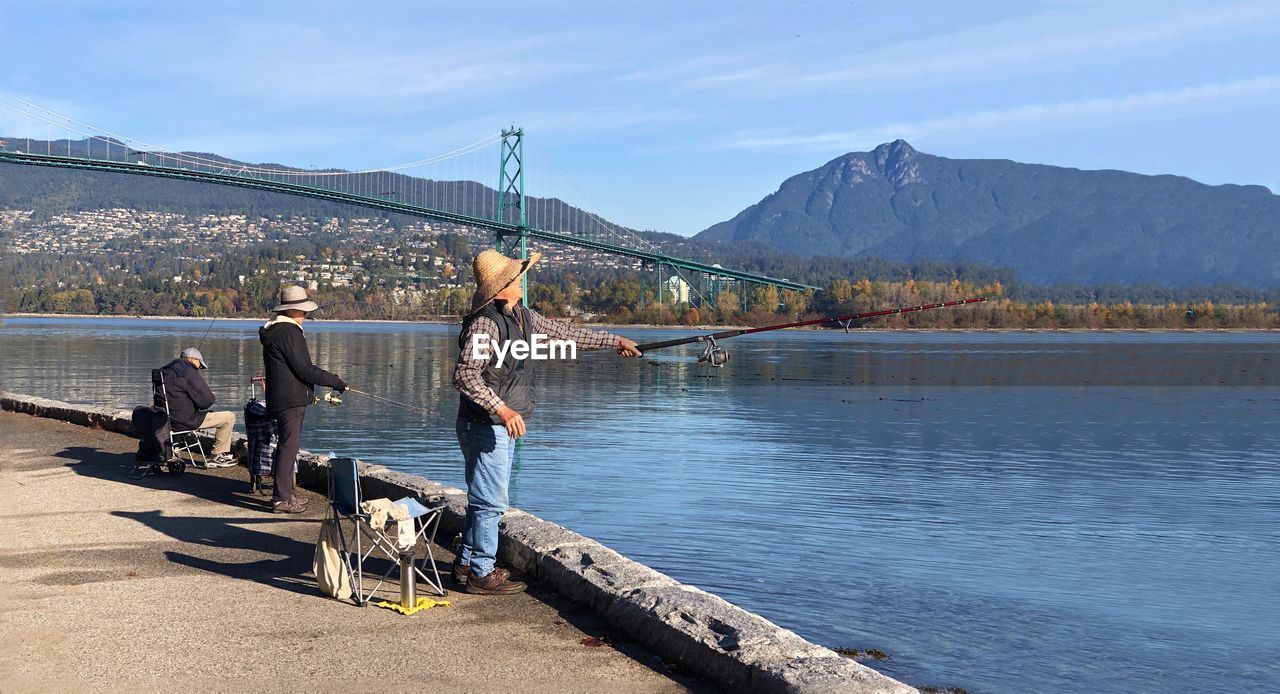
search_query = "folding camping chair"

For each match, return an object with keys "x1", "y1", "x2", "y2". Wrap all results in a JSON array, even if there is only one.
[
  {"x1": 151, "y1": 368, "x2": 214, "y2": 472},
  {"x1": 327, "y1": 456, "x2": 446, "y2": 605}
]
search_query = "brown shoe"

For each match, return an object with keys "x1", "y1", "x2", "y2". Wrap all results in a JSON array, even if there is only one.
[
  {"x1": 453, "y1": 562, "x2": 508, "y2": 586},
  {"x1": 451, "y1": 534, "x2": 507, "y2": 585},
  {"x1": 272, "y1": 498, "x2": 307, "y2": 514},
  {"x1": 466, "y1": 569, "x2": 526, "y2": 595}
]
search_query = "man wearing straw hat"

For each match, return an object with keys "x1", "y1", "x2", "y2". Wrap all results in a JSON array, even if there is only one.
[
  {"x1": 260, "y1": 286, "x2": 348, "y2": 514},
  {"x1": 453, "y1": 249, "x2": 641, "y2": 595}
]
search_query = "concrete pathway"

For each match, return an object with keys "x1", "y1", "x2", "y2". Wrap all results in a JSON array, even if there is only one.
[{"x1": 0, "y1": 411, "x2": 695, "y2": 692}]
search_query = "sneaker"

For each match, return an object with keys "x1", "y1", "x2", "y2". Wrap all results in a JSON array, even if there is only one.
[
  {"x1": 272, "y1": 498, "x2": 308, "y2": 514},
  {"x1": 207, "y1": 453, "x2": 237, "y2": 468},
  {"x1": 466, "y1": 569, "x2": 526, "y2": 595}
]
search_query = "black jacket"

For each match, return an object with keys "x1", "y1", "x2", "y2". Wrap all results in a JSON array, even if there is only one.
[
  {"x1": 153, "y1": 359, "x2": 215, "y2": 430},
  {"x1": 259, "y1": 317, "x2": 346, "y2": 414}
]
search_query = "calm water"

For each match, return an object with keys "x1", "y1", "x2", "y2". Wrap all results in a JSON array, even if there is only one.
[{"x1": 2, "y1": 316, "x2": 1278, "y2": 693}]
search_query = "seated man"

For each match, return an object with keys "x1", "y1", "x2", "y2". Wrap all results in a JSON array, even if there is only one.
[{"x1": 155, "y1": 347, "x2": 237, "y2": 468}]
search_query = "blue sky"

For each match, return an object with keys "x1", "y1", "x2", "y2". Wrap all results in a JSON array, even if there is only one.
[{"x1": 2, "y1": 0, "x2": 1278, "y2": 235}]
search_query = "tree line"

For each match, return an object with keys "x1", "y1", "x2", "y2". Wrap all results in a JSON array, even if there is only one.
[
  {"x1": 8, "y1": 274, "x2": 1275, "y2": 329},
  {"x1": 5, "y1": 224, "x2": 1280, "y2": 327}
]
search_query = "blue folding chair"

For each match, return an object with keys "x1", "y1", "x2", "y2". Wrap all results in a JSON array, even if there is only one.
[{"x1": 327, "y1": 457, "x2": 446, "y2": 605}]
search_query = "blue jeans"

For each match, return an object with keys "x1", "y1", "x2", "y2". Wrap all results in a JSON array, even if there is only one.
[{"x1": 456, "y1": 417, "x2": 517, "y2": 578}]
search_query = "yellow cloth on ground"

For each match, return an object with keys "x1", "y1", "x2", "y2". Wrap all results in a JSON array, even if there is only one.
[{"x1": 373, "y1": 597, "x2": 452, "y2": 615}]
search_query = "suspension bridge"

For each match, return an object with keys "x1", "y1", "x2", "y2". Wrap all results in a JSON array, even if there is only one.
[{"x1": 0, "y1": 98, "x2": 816, "y2": 309}]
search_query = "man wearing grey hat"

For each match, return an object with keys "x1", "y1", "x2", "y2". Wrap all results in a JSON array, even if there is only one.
[
  {"x1": 260, "y1": 286, "x2": 348, "y2": 513},
  {"x1": 155, "y1": 347, "x2": 238, "y2": 467}
]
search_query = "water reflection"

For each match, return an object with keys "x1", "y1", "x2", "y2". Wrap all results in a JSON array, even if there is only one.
[{"x1": 2, "y1": 317, "x2": 1278, "y2": 693}]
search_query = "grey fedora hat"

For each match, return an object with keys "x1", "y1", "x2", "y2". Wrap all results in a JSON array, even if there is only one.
[{"x1": 272, "y1": 285, "x2": 320, "y2": 313}]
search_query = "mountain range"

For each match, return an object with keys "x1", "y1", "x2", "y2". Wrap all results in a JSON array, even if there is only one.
[
  {"x1": 696, "y1": 140, "x2": 1280, "y2": 287},
  {"x1": 4, "y1": 137, "x2": 1279, "y2": 288}
]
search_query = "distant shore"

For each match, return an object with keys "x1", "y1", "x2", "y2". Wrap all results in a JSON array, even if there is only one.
[
  {"x1": 0, "y1": 311, "x2": 743, "y2": 331},
  {"x1": 3, "y1": 311, "x2": 1276, "y2": 332},
  {"x1": 1, "y1": 312, "x2": 458, "y2": 325}
]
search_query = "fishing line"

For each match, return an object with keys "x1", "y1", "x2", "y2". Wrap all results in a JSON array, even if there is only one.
[{"x1": 346, "y1": 388, "x2": 431, "y2": 416}]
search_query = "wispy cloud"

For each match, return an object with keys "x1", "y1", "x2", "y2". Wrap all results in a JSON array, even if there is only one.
[
  {"x1": 98, "y1": 21, "x2": 606, "y2": 111},
  {"x1": 714, "y1": 76, "x2": 1280, "y2": 152},
  {"x1": 521, "y1": 105, "x2": 698, "y2": 136},
  {"x1": 790, "y1": 1, "x2": 1280, "y2": 91},
  {"x1": 647, "y1": 1, "x2": 1280, "y2": 95},
  {"x1": 613, "y1": 51, "x2": 770, "y2": 86}
]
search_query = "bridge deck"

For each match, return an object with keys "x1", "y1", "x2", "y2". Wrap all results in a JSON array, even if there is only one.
[{"x1": 0, "y1": 150, "x2": 818, "y2": 292}]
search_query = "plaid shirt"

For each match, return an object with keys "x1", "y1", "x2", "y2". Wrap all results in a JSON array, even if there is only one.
[{"x1": 454, "y1": 306, "x2": 621, "y2": 414}]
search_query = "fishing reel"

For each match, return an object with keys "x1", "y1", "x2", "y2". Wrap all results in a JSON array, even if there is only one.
[
  {"x1": 698, "y1": 337, "x2": 731, "y2": 368},
  {"x1": 312, "y1": 390, "x2": 343, "y2": 406}
]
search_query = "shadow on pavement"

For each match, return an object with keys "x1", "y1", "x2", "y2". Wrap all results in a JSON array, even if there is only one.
[
  {"x1": 55, "y1": 445, "x2": 322, "y2": 596},
  {"x1": 55, "y1": 445, "x2": 270, "y2": 512},
  {"x1": 54, "y1": 444, "x2": 455, "y2": 602},
  {"x1": 118, "y1": 509, "x2": 321, "y2": 597},
  {"x1": 49, "y1": 443, "x2": 705, "y2": 688}
]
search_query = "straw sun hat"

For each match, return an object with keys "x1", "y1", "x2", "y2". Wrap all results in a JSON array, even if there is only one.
[
  {"x1": 469, "y1": 249, "x2": 542, "y2": 314},
  {"x1": 272, "y1": 285, "x2": 320, "y2": 313}
]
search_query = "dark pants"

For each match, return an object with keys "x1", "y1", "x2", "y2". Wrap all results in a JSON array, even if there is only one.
[{"x1": 271, "y1": 406, "x2": 306, "y2": 503}]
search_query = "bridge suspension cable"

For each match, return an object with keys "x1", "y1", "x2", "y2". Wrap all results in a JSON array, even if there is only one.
[
  {"x1": 526, "y1": 141, "x2": 723, "y2": 307},
  {"x1": 0, "y1": 95, "x2": 818, "y2": 300},
  {"x1": 1, "y1": 95, "x2": 510, "y2": 218},
  {"x1": 0, "y1": 96, "x2": 501, "y2": 177}
]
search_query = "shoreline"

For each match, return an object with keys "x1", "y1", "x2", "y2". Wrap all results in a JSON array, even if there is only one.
[
  {"x1": 0, "y1": 409, "x2": 696, "y2": 691},
  {"x1": 2, "y1": 311, "x2": 1277, "y2": 333},
  {"x1": 0, "y1": 311, "x2": 743, "y2": 331},
  {"x1": 0, "y1": 391, "x2": 914, "y2": 693}
]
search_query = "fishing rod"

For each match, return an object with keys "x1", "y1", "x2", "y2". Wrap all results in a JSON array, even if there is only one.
[
  {"x1": 195, "y1": 314, "x2": 218, "y2": 350},
  {"x1": 636, "y1": 297, "x2": 988, "y2": 367}
]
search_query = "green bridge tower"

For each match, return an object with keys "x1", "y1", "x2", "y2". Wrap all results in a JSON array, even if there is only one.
[{"x1": 496, "y1": 127, "x2": 528, "y2": 294}]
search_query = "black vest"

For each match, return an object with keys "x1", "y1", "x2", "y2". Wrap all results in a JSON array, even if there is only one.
[{"x1": 457, "y1": 301, "x2": 535, "y2": 423}]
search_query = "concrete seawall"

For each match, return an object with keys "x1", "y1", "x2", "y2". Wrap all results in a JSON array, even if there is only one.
[{"x1": 1, "y1": 391, "x2": 915, "y2": 693}]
